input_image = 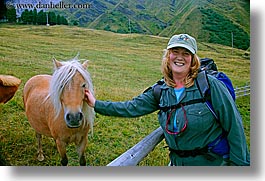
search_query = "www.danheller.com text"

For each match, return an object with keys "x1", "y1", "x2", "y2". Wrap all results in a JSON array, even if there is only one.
[{"x1": 13, "y1": 1, "x2": 92, "y2": 9}]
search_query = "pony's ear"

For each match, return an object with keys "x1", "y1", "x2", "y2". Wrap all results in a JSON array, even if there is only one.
[
  {"x1": 82, "y1": 60, "x2": 89, "y2": 69},
  {"x1": 74, "y1": 52, "x2": 80, "y2": 60},
  {"x1": 53, "y1": 58, "x2": 63, "y2": 69}
]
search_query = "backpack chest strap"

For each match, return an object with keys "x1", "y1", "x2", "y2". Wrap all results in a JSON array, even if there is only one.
[{"x1": 159, "y1": 97, "x2": 207, "y2": 112}]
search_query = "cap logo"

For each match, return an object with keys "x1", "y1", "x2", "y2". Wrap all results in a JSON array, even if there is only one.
[{"x1": 178, "y1": 34, "x2": 190, "y2": 41}]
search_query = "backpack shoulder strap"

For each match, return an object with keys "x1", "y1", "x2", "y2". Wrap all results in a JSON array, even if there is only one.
[
  {"x1": 196, "y1": 71, "x2": 210, "y2": 97},
  {"x1": 196, "y1": 71, "x2": 219, "y2": 120},
  {"x1": 153, "y1": 79, "x2": 164, "y2": 103},
  {"x1": 143, "y1": 78, "x2": 164, "y2": 103}
]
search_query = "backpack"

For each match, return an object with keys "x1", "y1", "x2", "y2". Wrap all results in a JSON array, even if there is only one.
[{"x1": 199, "y1": 58, "x2": 236, "y2": 101}]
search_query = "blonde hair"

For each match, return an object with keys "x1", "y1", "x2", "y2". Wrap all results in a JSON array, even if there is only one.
[{"x1": 161, "y1": 49, "x2": 201, "y2": 88}]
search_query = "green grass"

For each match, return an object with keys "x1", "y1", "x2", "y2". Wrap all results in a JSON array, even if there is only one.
[{"x1": 0, "y1": 24, "x2": 250, "y2": 166}]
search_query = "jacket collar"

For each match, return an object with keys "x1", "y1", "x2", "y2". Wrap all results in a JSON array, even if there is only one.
[
  {"x1": 160, "y1": 82, "x2": 198, "y2": 103},
  {"x1": 160, "y1": 82, "x2": 198, "y2": 92}
]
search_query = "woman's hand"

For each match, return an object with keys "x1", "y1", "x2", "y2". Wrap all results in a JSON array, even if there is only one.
[{"x1": 84, "y1": 89, "x2": 96, "y2": 108}]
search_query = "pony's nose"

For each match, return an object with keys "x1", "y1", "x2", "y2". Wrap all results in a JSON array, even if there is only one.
[{"x1": 65, "y1": 112, "x2": 83, "y2": 128}]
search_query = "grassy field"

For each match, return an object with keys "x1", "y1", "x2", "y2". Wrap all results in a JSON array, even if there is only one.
[{"x1": 0, "y1": 24, "x2": 250, "y2": 166}]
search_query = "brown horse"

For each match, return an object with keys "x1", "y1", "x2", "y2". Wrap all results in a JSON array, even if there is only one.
[
  {"x1": 23, "y1": 58, "x2": 95, "y2": 166},
  {"x1": 0, "y1": 75, "x2": 21, "y2": 104},
  {"x1": 0, "y1": 75, "x2": 21, "y2": 165}
]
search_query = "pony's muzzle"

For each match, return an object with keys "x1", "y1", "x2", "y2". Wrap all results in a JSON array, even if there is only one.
[{"x1": 65, "y1": 111, "x2": 84, "y2": 128}]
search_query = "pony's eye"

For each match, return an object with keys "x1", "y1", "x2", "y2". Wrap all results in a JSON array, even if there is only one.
[{"x1": 82, "y1": 83, "x2": 86, "y2": 88}]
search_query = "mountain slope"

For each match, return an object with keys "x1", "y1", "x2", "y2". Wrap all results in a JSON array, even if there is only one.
[{"x1": 52, "y1": 0, "x2": 249, "y2": 50}]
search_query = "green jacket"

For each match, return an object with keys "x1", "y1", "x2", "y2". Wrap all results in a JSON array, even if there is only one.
[{"x1": 94, "y1": 75, "x2": 250, "y2": 166}]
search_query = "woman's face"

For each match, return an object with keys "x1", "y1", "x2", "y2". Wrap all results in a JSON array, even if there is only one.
[{"x1": 169, "y1": 47, "x2": 193, "y2": 77}]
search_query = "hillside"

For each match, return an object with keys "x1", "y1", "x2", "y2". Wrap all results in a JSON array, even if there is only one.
[
  {"x1": 5, "y1": 0, "x2": 250, "y2": 50},
  {"x1": 52, "y1": 0, "x2": 250, "y2": 50}
]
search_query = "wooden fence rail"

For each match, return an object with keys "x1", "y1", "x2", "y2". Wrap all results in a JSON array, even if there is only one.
[
  {"x1": 107, "y1": 83, "x2": 250, "y2": 166},
  {"x1": 107, "y1": 127, "x2": 164, "y2": 166}
]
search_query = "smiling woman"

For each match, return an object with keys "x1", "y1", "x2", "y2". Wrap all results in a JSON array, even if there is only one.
[{"x1": 84, "y1": 33, "x2": 250, "y2": 166}]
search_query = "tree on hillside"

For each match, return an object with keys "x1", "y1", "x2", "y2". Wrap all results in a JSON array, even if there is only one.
[
  {"x1": 28, "y1": 10, "x2": 34, "y2": 24},
  {"x1": 48, "y1": 12, "x2": 56, "y2": 25},
  {"x1": 21, "y1": 9, "x2": 30, "y2": 24},
  {"x1": 61, "y1": 16, "x2": 68, "y2": 25},
  {"x1": 32, "y1": 8, "x2": 37, "y2": 25},
  {"x1": 0, "y1": 1, "x2": 7, "y2": 20},
  {"x1": 57, "y1": 14, "x2": 62, "y2": 25},
  {"x1": 37, "y1": 10, "x2": 46, "y2": 25},
  {"x1": 6, "y1": 6, "x2": 16, "y2": 23},
  {"x1": 72, "y1": 20, "x2": 78, "y2": 26},
  {"x1": 56, "y1": 15, "x2": 68, "y2": 25}
]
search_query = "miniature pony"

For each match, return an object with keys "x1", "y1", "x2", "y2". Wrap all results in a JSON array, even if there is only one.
[{"x1": 23, "y1": 58, "x2": 95, "y2": 166}]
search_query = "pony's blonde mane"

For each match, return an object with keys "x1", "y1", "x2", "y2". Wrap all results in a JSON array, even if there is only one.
[{"x1": 48, "y1": 58, "x2": 95, "y2": 134}]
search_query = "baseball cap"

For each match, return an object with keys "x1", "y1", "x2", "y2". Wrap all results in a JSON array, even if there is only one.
[{"x1": 167, "y1": 34, "x2": 197, "y2": 54}]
